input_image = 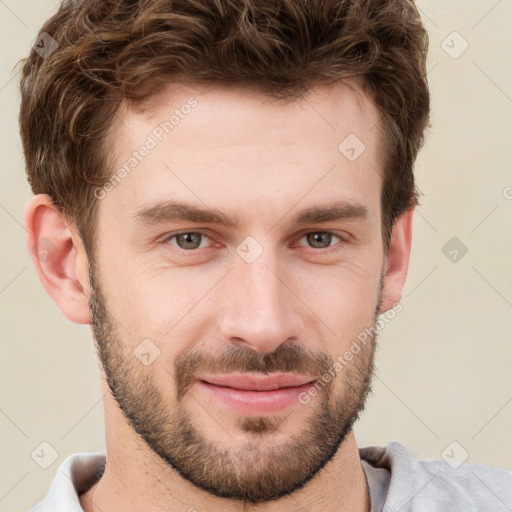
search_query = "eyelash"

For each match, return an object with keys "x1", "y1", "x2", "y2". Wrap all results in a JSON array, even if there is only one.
[{"x1": 162, "y1": 230, "x2": 348, "y2": 253}]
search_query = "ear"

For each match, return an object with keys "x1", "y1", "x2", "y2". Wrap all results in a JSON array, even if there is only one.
[
  {"x1": 378, "y1": 207, "x2": 414, "y2": 314},
  {"x1": 24, "y1": 194, "x2": 92, "y2": 324}
]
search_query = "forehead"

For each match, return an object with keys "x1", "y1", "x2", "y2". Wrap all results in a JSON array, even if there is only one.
[
  {"x1": 121, "y1": 80, "x2": 381, "y2": 153},
  {"x1": 102, "y1": 81, "x2": 384, "y2": 229}
]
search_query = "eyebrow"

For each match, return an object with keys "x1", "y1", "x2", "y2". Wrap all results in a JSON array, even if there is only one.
[{"x1": 132, "y1": 199, "x2": 369, "y2": 229}]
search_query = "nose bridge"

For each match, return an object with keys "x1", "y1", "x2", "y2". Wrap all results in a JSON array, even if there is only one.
[{"x1": 218, "y1": 242, "x2": 303, "y2": 353}]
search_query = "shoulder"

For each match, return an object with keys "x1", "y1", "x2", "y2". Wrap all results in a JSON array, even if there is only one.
[
  {"x1": 29, "y1": 451, "x2": 106, "y2": 512},
  {"x1": 360, "y1": 441, "x2": 512, "y2": 511}
]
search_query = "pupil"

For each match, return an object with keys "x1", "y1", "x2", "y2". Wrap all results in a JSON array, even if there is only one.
[
  {"x1": 309, "y1": 232, "x2": 330, "y2": 248},
  {"x1": 180, "y1": 233, "x2": 200, "y2": 249}
]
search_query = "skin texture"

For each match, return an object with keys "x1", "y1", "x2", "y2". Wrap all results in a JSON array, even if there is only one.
[{"x1": 25, "y1": 81, "x2": 413, "y2": 511}]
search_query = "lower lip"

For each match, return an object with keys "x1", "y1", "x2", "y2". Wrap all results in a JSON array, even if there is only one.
[{"x1": 196, "y1": 380, "x2": 314, "y2": 414}]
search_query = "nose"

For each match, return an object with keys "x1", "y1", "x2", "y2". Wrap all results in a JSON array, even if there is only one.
[{"x1": 217, "y1": 250, "x2": 304, "y2": 354}]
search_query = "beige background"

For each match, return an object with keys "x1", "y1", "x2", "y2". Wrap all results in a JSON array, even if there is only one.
[{"x1": 1, "y1": 1, "x2": 511, "y2": 510}]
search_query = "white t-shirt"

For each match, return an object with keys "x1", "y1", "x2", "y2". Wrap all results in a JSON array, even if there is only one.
[{"x1": 29, "y1": 441, "x2": 512, "y2": 511}]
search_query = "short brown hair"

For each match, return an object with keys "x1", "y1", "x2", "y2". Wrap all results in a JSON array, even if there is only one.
[{"x1": 19, "y1": 0, "x2": 430, "y2": 259}]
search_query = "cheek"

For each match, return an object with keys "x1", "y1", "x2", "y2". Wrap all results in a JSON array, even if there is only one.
[
  {"x1": 293, "y1": 256, "x2": 382, "y2": 326},
  {"x1": 103, "y1": 263, "x2": 220, "y2": 345}
]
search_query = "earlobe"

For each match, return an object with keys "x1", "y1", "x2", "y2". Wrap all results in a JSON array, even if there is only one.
[
  {"x1": 24, "y1": 194, "x2": 92, "y2": 324},
  {"x1": 378, "y1": 207, "x2": 414, "y2": 314}
]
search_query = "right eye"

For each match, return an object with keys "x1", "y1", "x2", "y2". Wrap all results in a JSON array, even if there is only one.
[{"x1": 163, "y1": 231, "x2": 213, "y2": 251}]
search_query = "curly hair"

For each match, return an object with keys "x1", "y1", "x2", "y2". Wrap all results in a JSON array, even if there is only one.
[{"x1": 18, "y1": 0, "x2": 430, "y2": 258}]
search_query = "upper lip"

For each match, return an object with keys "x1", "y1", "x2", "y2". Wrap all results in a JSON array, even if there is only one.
[{"x1": 198, "y1": 373, "x2": 316, "y2": 391}]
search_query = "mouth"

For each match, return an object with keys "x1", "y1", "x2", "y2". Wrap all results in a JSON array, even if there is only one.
[
  {"x1": 195, "y1": 373, "x2": 317, "y2": 414},
  {"x1": 199, "y1": 373, "x2": 316, "y2": 391}
]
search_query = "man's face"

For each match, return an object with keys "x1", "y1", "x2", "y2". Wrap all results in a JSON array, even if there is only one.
[{"x1": 88, "y1": 82, "x2": 387, "y2": 503}]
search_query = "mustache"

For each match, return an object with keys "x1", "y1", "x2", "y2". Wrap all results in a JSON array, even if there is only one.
[{"x1": 175, "y1": 343, "x2": 333, "y2": 401}]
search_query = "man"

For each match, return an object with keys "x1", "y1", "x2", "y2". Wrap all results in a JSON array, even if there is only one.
[{"x1": 20, "y1": 0, "x2": 511, "y2": 510}]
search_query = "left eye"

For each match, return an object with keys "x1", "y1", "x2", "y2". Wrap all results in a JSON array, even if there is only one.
[
  {"x1": 164, "y1": 230, "x2": 344, "y2": 251},
  {"x1": 296, "y1": 231, "x2": 342, "y2": 249}
]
